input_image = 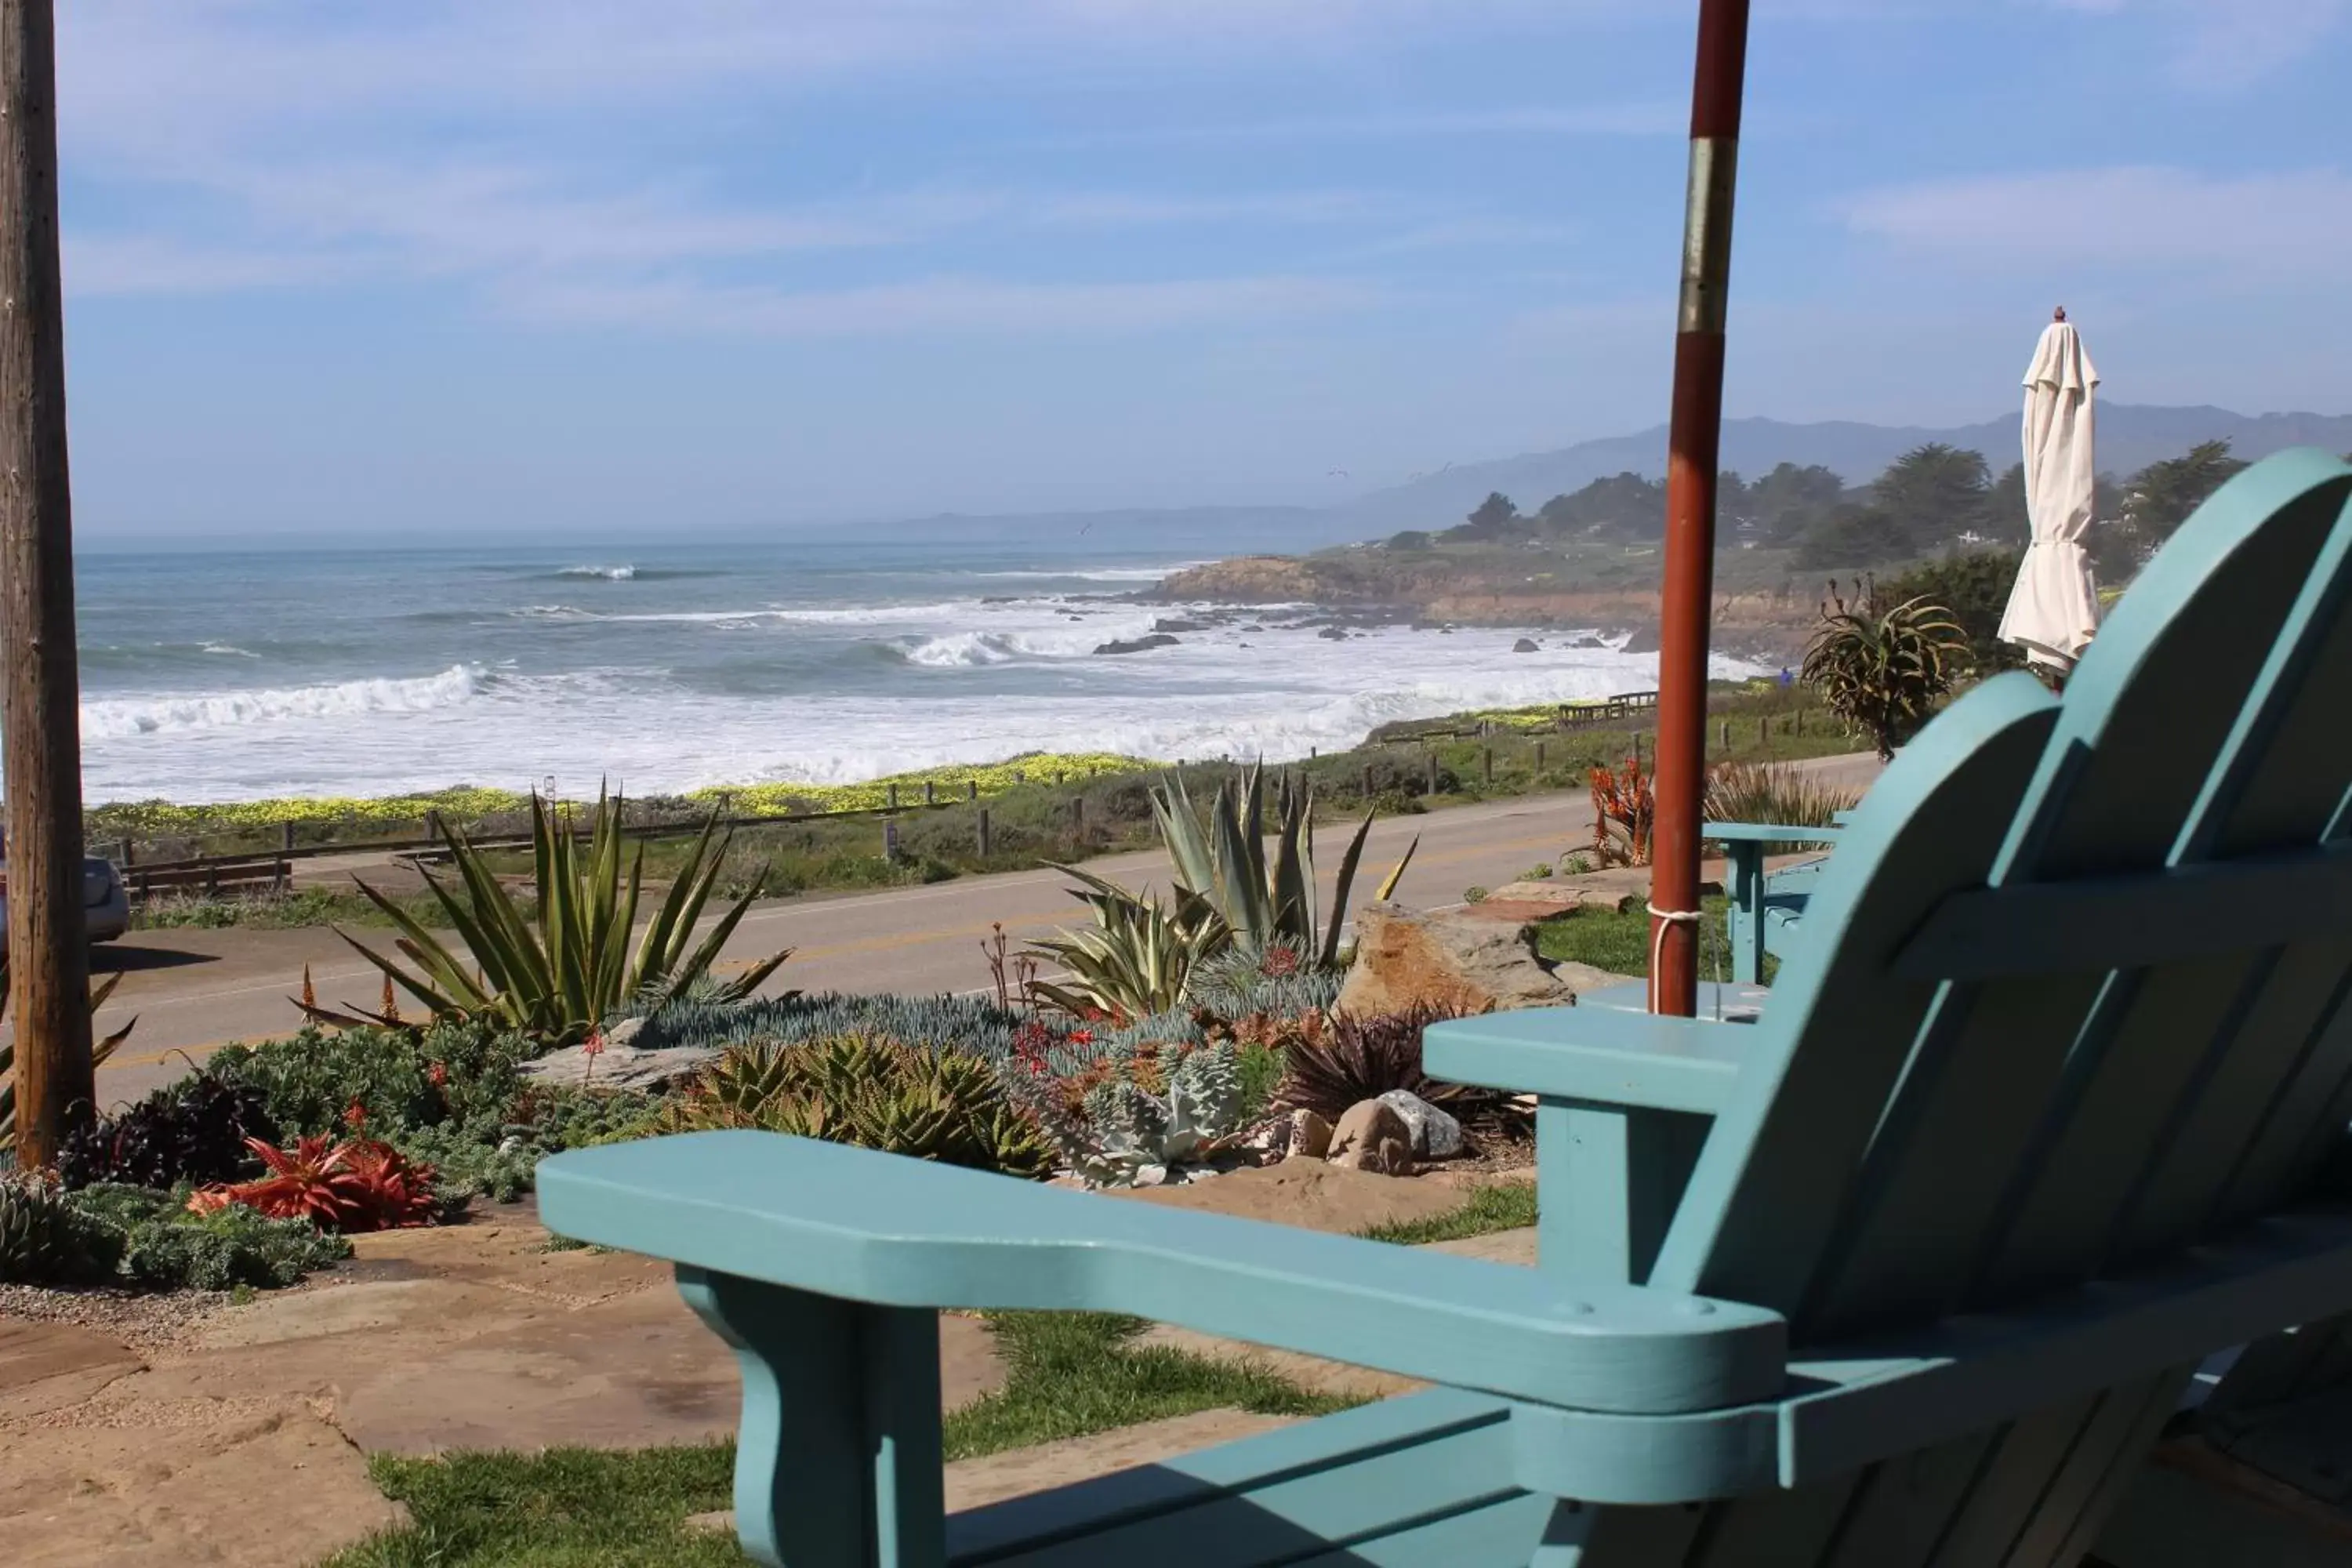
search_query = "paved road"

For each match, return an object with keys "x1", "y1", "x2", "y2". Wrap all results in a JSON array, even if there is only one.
[{"x1": 60, "y1": 753, "x2": 1882, "y2": 1105}]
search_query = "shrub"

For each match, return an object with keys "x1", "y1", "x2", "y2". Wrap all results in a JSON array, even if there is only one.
[
  {"x1": 660, "y1": 1035, "x2": 1054, "y2": 1178},
  {"x1": 67, "y1": 1182, "x2": 351, "y2": 1290},
  {"x1": 1272, "y1": 1007, "x2": 1521, "y2": 1142},
  {"x1": 1063, "y1": 1043, "x2": 1250, "y2": 1184},
  {"x1": 209, "y1": 1020, "x2": 533, "y2": 1140},
  {"x1": 56, "y1": 1074, "x2": 278, "y2": 1192},
  {"x1": 1463, "y1": 885, "x2": 1490, "y2": 905}
]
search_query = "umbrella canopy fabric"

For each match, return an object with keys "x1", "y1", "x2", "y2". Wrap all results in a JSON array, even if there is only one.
[{"x1": 1999, "y1": 315, "x2": 2103, "y2": 668}]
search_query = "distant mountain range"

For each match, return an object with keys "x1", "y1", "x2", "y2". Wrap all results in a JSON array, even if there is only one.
[{"x1": 849, "y1": 403, "x2": 2352, "y2": 557}]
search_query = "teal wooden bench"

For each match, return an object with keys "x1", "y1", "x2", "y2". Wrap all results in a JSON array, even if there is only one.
[{"x1": 540, "y1": 446, "x2": 2352, "y2": 1567}]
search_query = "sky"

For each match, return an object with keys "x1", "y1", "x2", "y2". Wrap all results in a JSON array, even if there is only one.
[{"x1": 55, "y1": 0, "x2": 2352, "y2": 539}]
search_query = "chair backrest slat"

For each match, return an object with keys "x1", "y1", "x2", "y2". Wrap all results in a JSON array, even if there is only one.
[{"x1": 1642, "y1": 452, "x2": 2352, "y2": 1348}]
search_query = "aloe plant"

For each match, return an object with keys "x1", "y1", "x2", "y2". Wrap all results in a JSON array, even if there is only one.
[
  {"x1": 1, "y1": 960, "x2": 136, "y2": 1159},
  {"x1": 1801, "y1": 579, "x2": 1968, "y2": 760},
  {"x1": 326, "y1": 788, "x2": 789, "y2": 1044}
]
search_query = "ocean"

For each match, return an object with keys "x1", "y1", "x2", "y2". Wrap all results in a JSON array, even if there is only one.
[{"x1": 68, "y1": 540, "x2": 1762, "y2": 805}]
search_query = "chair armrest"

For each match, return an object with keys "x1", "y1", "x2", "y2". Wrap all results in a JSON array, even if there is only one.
[
  {"x1": 1704, "y1": 821, "x2": 1845, "y2": 844},
  {"x1": 1424, "y1": 1006, "x2": 1751, "y2": 1116},
  {"x1": 537, "y1": 1131, "x2": 1784, "y2": 1416}
]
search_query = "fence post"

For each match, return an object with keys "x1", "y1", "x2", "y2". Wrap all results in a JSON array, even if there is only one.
[
  {"x1": 1482, "y1": 746, "x2": 1494, "y2": 786},
  {"x1": 978, "y1": 808, "x2": 992, "y2": 858},
  {"x1": 1425, "y1": 753, "x2": 1439, "y2": 796},
  {"x1": 426, "y1": 809, "x2": 444, "y2": 841},
  {"x1": 1719, "y1": 719, "x2": 1730, "y2": 750},
  {"x1": 1362, "y1": 763, "x2": 1374, "y2": 797},
  {"x1": 1535, "y1": 741, "x2": 1547, "y2": 773},
  {"x1": 120, "y1": 837, "x2": 135, "y2": 867},
  {"x1": 967, "y1": 779, "x2": 978, "y2": 801},
  {"x1": 884, "y1": 818, "x2": 900, "y2": 862},
  {"x1": 924, "y1": 781, "x2": 935, "y2": 807},
  {"x1": 887, "y1": 782, "x2": 898, "y2": 810},
  {"x1": 1071, "y1": 796, "x2": 1085, "y2": 834},
  {"x1": 281, "y1": 820, "x2": 296, "y2": 852},
  {"x1": 1757, "y1": 717, "x2": 1768, "y2": 748}
]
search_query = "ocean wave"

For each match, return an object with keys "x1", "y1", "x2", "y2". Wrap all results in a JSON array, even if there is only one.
[
  {"x1": 559, "y1": 564, "x2": 637, "y2": 581},
  {"x1": 896, "y1": 624, "x2": 1140, "y2": 666},
  {"x1": 971, "y1": 562, "x2": 1207, "y2": 584},
  {"x1": 82, "y1": 664, "x2": 485, "y2": 739}
]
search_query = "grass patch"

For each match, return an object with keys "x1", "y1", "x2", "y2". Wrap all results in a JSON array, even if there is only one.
[
  {"x1": 1357, "y1": 1181, "x2": 1537, "y2": 1246},
  {"x1": 1533, "y1": 894, "x2": 1780, "y2": 986},
  {"x1": 130, "y1": 886, "x2": 474, "y2": 932},
  {"x1": 944, "y1": 1310, "x2": 1354, "y2": 1459},
  {"x1": 326, "y1": 1443, "x2": 746, "y2": 1567}
]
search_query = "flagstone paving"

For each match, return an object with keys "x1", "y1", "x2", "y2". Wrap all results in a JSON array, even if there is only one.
[{"x1": 2, "y1": 1163, "x2": 1526, "y2": 1564}]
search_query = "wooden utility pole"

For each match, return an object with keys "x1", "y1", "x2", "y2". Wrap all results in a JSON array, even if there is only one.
[
  {"x1": 2, "y1": 0, "x2": 93, "y2": 1169},
  {"x1": 1648, "y1": 0, "x2": 1751, "y2": 1017}
]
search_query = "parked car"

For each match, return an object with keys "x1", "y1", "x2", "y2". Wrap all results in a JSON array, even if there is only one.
[{"x1": 0, "y1": 855, "x2": 130, "y2": 943}]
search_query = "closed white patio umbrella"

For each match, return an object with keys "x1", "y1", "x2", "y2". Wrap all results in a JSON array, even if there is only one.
[{"x1": 1998, "y1": 307, "x2": 2103, "y2": 669}]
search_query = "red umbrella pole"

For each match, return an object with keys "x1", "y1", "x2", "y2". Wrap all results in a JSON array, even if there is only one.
[{"x1": 1650, "y1": 0, "x2": 1751, "y2": 1015}]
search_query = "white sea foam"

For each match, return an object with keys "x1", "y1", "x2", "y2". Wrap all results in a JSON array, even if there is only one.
[
  {"x1": 560, "y1": 564, "x2": 637, "y2": 580},
  {"x1": 82, "y1": 664, "x2": 485, "y2": 739},
  {"x1": 72, "y1": 566, "x2": 1767, "y2": 804}
]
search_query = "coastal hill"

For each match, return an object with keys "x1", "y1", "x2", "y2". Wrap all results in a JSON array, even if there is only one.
[
  {"x1": 1323, "y1": 404, "x2": 2352, "y2": 542},
  {"x1": 829, "y1": 404, "x2": 2351, "y2": 557}
]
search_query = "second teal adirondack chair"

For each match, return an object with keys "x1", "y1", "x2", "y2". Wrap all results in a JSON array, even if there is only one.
[{"x1": 539, "y1": 448, "x2": 2352, "y2": 1567}]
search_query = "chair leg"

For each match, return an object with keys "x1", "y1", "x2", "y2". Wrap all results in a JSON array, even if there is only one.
[{"x1": 678, "y1": 1266, "x2": 947, "y2": 1568}]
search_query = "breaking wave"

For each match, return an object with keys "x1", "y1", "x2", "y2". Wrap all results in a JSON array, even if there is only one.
[{"x1": 82, "y1": 664, "x2": 486, "y2": 739}]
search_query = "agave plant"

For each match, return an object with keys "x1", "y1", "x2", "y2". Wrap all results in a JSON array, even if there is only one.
[
  {"x1": 1023, "y1": 868, "x2": 1224, "y2": 1021},
  {"x1": 0, "y1": 959, "x2": 137, "y2": 1159},
  {"x1": 325, "y1": 787, "x2": 790, "y2": 1045},
  {"x1": 1801, "y1": 579, "x2": 1969, "y2": 760},
  {"x1": 1025, "y1": 766, "x2": 1415, "y2": 1020},
  {"x1": 1154, "y1": 765, "x2": 1413, "y2": 967}
]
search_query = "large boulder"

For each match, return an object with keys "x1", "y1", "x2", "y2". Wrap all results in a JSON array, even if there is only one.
[
  {"x1": 1327, "y1": 1100, "x2": 1414, "y2": 1175},
  {"x1": 1336, "y1": 902, "x2": 1583, "y2": 1017}
]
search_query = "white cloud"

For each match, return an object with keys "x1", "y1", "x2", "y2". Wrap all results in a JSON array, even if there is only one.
[
  {"x1": 1838, "y1": 165, "x2": 2352, "y2": 279},
  {"x1": 2024, "y1": 0, "x2": 2349, "y2": 87}
]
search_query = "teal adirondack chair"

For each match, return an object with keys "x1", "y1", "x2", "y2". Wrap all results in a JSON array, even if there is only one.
[
  {"x1": 1711, "y1": 821, "x2": 1841, "y2": 984},
  {"x1": 539, "y1": 447, "x2": 2352, "y2": 1567}
]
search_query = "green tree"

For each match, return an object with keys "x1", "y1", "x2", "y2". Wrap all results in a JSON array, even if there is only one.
[
  {"x1": 1884, "y1": 548, "x2": 2027, "y2": 677},
  {"x1": 1747, "y1": 462, "x2": 1847, "y2": 545},
  {"x1": 1534, "y1": 473, "x2": 1664, "y2": 539},
  {"x1": 1874, "y1": 443, "x2": 1991, "y2": 549},
  {"x1": 2117, "y1": 440, "x2": 2248, "y2": 559},
  {"x1": 1982, "y1": 462, "x2": 2029, "y2": 543},
  {"x1": 1795, "y1": 503, "x2": 1909, "y2": 572},
  {"x1": 1455, "y1": 492, "x2": 1521, "y2": 539}
]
